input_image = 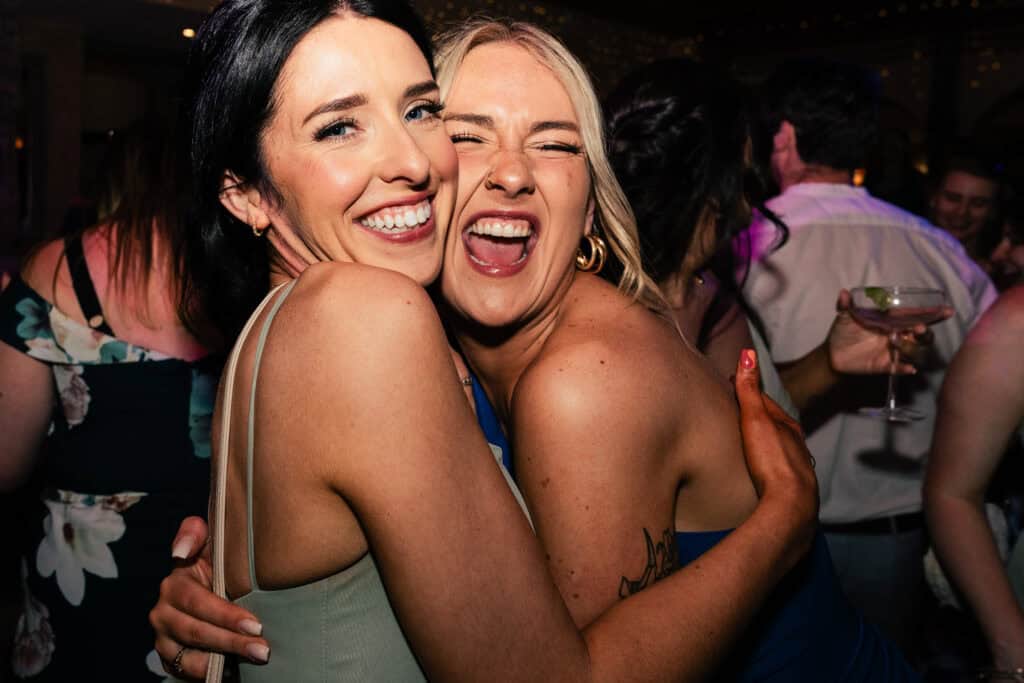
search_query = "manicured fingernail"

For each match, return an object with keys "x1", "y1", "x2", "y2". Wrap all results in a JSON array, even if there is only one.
[
  {"x1": 239, "y1": 619, "x2": 263, "y2": 636},
  {"x1": 246, "y1": 643, "x2": 270, "y2": 663},
  {"x1": 741, "y1": 349, "x2": 756, "y2": 370},
  {"x1": 171, "y1": 537, "x2": 194, "y2": 560}
]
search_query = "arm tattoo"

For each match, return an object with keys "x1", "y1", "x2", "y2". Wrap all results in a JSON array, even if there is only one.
[{"x1": 618, "y1": 528, "x2": 679, "y2": 598}]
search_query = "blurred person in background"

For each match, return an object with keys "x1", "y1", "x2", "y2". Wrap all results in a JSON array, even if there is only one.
[
  {"x1": 736, "y1": 56, "x2": 997, "y2": 661},
  {"x1": 988, "y1": 186, "x2": 1024, "y2": 290},
  {"x1": 0, "y1": 116, "x2": 219, "y2": 680},
  {"x1": 925, "y1": 283, "x2": 1024, "y2": 681},
  {"x1": 606, "y1": 56, "x2": 923, "y2": 680},
  {"x1": 929, "y1": 154, "x2": 1005, "y2": 275}
]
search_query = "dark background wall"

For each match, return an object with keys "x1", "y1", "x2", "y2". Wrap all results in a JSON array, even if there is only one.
[{"x1": 2, "y1": 0, "x2": 1023, "y2": 265}]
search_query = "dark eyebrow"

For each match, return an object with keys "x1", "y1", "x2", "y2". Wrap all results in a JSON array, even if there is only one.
[
  {"x1": 404, "y1": 80, "x2": 439, "y2": 99},
  {"x1": 302, "y1": 81, "x2": 438, "y2": 126},
  {"x1": 302, "y1": 94, "x2": 368, "y2": 125}
]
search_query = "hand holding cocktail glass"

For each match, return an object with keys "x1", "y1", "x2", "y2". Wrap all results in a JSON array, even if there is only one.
[{"x1": 848, "y1": 286, "x2": 952, "y2": 421}]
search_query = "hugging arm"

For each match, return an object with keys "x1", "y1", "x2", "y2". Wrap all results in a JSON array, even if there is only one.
[
  {"x1": 152, "y1": 283, "x2": 816, "y2": 683},
  {"x1": 925, "y1": 287, "x2": 1024, "y2": 671}
]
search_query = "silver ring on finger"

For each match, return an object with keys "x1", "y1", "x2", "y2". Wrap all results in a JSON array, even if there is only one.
[{"x1": 170, "y1": 645, "x2": 188, "y2": 678}]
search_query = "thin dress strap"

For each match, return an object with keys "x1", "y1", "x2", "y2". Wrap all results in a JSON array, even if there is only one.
[
  {"x1": 245, "y1": 280, "x2": 297, "y2": 590},
  {"x1": 206, "y1": 279, "x2": 297, "y2": 683},
  {"x1": 63, "y1": 234, "x2": 115, "y2": 336}
]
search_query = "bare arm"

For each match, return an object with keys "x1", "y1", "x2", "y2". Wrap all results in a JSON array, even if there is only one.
[
  {"x1": 925, "y1": 286, "x2": 1024, "y2": 671},
  {"x1": 778, "y1": 289, "x2": 944, "y2": 410},
  {"x1": 510, "y1": 345, "x2": 683, "y2": 628},
  {"x1": 0, "y1": 342, "x2": 53, "y2": 491},
  {"x1": 153, "y1": 279, "x2": 815, "y2": 683},
  {"x1": 0, "y1": 254, "x2": 58, "y2": 491}
]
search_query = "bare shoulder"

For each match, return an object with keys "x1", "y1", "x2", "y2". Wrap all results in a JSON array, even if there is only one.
[
  {"x1": 256, "y1": 262, "x2": 452, "y2": 404},
  {"x1": 513, "y1": 277, "x2": 712, "y2": 442},
  {"x1": 967, "y1": 284, "x2": 1024, "y2": 347},
  {"x1": 20, "y1": 238, "x2": 66, "y2": 300},
  {"x1": 989, "y1": 285, "x2": 1024, "y2": 332},
  {"x1": 288, "y1": 260, "x2": 439, "y2": 324}
]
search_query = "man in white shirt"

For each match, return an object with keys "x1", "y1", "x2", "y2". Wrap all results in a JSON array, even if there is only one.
[{"x1": 738, "y1": 58, "x2": 997, "y2": 658}]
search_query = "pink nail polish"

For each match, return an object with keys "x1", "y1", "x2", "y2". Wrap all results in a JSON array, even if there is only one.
[{"x1": 741, "y1": 349, "x2": 756, "y2": 370}]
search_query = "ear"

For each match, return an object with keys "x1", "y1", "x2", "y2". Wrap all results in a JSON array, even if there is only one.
[
  {"x1": 773, "y1": 121, "x2": 796, "y2": 153},
  {"x1": 583, "y1": 195, "x2": 597, "y2": 236},
  {"x1": 219, "y1": 172, "x2": 272, "y2": 232}
]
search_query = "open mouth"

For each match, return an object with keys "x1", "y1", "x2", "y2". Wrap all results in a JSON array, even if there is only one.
[
  {"x1": 463, "y1": 216, "x2": 537, "y2": 273},
  {"x1": 358, "y1": 198, "x2": 434, "y2": 242}
]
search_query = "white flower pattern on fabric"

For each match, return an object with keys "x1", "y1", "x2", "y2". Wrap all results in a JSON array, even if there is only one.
[
  {"x1": 49, "y1": 308, "x2": 108, "y2": 363},
  {"x1": 52, "y1": 365, "x2": 91, "y2": 427},
  {"x1": 25, "y1": 336, "x2": 69, "y2": 364},
  {"x1": 12, "y1": 559, "x2": 56, "y2": 678},
  {"x1": 35, "y1": 490, "x2": 146, "y2": 606}
]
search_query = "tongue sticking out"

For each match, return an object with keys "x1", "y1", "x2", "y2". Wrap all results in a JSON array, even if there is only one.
[{"x1": 465, "y1": 233, "x2": 528, "y2": 267}]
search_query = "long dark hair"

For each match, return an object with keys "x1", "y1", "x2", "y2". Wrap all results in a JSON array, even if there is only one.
[
  {"x1": 604, "y1": 58, "x2": 785, "y2": 289},
  {"x1": 177, "y1": 0, "x2": 434, "y2": 349}
]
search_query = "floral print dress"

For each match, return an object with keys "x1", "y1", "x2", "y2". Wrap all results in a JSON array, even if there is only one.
[{"x1": 1, "y1": 275, "x2": 219, "y2": 681}]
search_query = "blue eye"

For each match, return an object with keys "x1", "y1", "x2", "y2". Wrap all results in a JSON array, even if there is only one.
[
  {"x1": 406, "y1": 101, "x2": 443, "y2": 122},
  {"x1": 314, "y1": 119, "x2": 356, "y2": 141}
]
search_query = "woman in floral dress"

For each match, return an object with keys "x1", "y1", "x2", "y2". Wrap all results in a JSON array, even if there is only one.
[{"x1": 0, "y1": 121, "x2": 219, "y2": 681}]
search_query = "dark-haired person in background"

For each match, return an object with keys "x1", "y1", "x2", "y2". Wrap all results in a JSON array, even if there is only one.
[
  {"x1": 0, "y1": 116, "x2": 219, "y2": 680},
  {"x1": 606, "y1": 56, "x2": 921, "y2": 682},
  {"x1": 736, "y1": 57, "x2": 997, "y2": 659},
  {"x1": 929, "y1": 154, "x2": 1005, "y2": 275}
]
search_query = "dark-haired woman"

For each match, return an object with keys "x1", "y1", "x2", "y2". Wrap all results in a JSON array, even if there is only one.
[
  {"x1": 148, "y1": 3, "x2": 820, "y2": 681},
  {"x1": 0, "y1": 119, "x2": 218, "y2": 680},
  {"x1": 606, "y1": 57, "x2": 921, "y2": 681}
]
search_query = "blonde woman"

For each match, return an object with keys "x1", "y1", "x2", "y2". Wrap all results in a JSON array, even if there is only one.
[{"x1": 150, "y1": 8, "x2": 817, "y2": 681}]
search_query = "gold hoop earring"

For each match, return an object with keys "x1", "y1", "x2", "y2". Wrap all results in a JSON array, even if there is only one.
[
  {"x1": 250, "y1": 221, "x2": 265, "y2": 238},
  {"x1": 575, "y1": 233, "x2": 607, "y2": 274}
]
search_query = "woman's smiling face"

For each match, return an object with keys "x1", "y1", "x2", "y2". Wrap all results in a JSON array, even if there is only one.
[
  {"x1": 439, "y1": 41, "x2": 593, "y2": 329},
  {"x1": 229, "y1": 13, "x2": 458, "y2": 286}
]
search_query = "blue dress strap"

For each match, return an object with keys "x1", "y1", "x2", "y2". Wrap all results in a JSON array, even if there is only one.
[{"x1": 470, "y1": 375, "x2": 513, "y2": 476}]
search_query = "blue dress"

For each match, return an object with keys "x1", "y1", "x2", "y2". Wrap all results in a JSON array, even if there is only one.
[
  {"x1": 676, "y1": 529, "x2": 921, "y2": 681},
  {"x1": 470, "y1": 370, "x2": 918, "y2": 681}
]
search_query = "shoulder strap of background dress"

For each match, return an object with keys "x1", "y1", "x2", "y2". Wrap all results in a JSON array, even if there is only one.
[
  {"x1": 63, "y1": 234, "x2": 115, "y2": 336},
  {"x1": 206, "y1": 279, "x2": 296, "y2": 683}
]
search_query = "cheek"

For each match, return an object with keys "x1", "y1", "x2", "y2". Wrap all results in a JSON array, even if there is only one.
[
  {"x1": 423, "y1": 131, "x2": 458, "y2": 184},
  {"x1": 543, "y1": 164, "x2": 591, "y2": 220},
  {"x1": 453, "y1": 154, "x2": 484, "y2": 212},
  {"x1": 305, "y1": 158, "x2": 371, "y2": 220}
]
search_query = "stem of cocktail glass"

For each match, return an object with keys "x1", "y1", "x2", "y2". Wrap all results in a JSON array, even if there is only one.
[{"x1": 886, "y1": 330, "x2": 900, "y2": 413}]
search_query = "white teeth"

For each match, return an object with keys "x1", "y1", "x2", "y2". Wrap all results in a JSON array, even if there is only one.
[
  {"x1": 359, "y1": 199, "x2": 432, "y2": 233},
  {"x1": 467, "y1": 219, "x2": 532, "y2": 238}
]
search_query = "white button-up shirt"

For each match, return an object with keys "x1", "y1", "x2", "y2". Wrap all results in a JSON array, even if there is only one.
[{"x1": 738, "y1": 182, "x2": 997, "y2": 523}]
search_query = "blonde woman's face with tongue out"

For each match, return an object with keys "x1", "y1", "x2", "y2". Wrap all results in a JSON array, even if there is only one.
[{"x1": 439, "y1": 42, "x2": 594, "y2": 329}]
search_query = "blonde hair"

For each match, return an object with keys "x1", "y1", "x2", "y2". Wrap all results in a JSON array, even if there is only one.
[{"x1": 434, "y1": 18, "x2": 668, "y2": 313}]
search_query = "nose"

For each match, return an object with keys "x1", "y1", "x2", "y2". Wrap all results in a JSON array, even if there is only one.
[
  {"x1": 379, "y1": 124, "x2": 431, "y2": 188},
  {"x1": 484, "y1": 149, "x2": 535, "y2": 198}
]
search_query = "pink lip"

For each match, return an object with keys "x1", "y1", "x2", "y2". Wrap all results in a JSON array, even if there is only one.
[
  {"x1": 357, "y1": 193, "x2": 436, "y2": 245},
  {"x1": 460, "y1": 210, "x2": 540, "y2": 277}
]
